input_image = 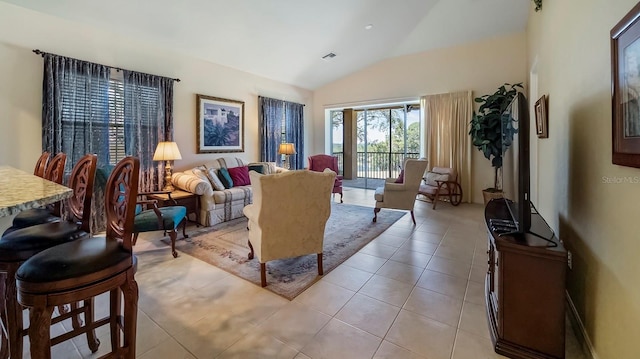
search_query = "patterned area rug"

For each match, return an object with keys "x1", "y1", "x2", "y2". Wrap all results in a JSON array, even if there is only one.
[{"x1": 168, "y1": 203, "x2": 404, "y2": 299}]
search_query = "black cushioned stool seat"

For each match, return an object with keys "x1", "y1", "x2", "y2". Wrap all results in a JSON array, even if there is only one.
[
  {"x1": 16, "y1": 237, "x2": 134, "y2": 290},
  {"x1": 5, "y1": 208, "x2": 60, "y2": 234},
  {"x1": 0, "y1": 221, "x2": 88, "y2": 262}
]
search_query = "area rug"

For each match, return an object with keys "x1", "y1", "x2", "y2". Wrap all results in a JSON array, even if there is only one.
[{"x1": 168, "y1": 203, "x2": 404, "y2": 299}]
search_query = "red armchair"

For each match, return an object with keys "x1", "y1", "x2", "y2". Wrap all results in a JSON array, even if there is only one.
[{"x1": 308, "y1": 154, "x2": 343, "y2": 203}]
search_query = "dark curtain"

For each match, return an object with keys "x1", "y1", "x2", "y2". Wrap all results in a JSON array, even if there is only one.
[
  {"x1": 42, "y1": 53, "x2": 110, "y2": 172},
  {"x1": 41, "y1": 53, "x2": 110, "y2": 232},
  {"x1": 259, "y1": 96, "x2": 284, "y2": 165},
  {"x1": 123, "y1": 71, "x2": 175, "y2": 192},
  {"x1": 285, "y1": 101, "x2": 304, "y2": 169}
]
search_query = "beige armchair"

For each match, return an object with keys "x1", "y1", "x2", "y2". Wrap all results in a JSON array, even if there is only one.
[
  {"x1": 373, "y1": 158, "x2": 428, "y2": 225},
  {"x1": 242, "y1": 169, "x2": 336, "y2": 287}
]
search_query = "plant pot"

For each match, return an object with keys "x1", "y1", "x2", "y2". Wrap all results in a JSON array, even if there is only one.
[{"x1": 482, "y1": 189, "x2": 504, "y2": 206}]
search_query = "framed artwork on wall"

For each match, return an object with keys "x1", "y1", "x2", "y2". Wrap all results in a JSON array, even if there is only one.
[
  {"x1": 535, "y1": 95, "x2": 548, "y2": 138},
  {"x1": 196, "y1": 94, "x2": 245, "y2": 153},
  {"x1": 611, "y1": 2, "x2": 640, "y2": 168}
]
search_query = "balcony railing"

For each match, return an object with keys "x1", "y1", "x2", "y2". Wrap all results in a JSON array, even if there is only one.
[{"x1": 333, "y1": 151, "x2": 420, "y2": 179}]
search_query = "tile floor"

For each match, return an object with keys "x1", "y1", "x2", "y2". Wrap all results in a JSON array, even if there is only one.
[{"x1": 23, "y1": 187, "x2": 589, "y2": 358}]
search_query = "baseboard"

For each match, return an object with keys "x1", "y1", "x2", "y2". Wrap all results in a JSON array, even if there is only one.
[{"x1": 565, "y1": 291, "x2": 600, "y2": 359}]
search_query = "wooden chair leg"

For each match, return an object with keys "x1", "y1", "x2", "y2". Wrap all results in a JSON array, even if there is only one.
[
  {"x1": 169, "y1": 230, "x2": 178, "y2": 258},
  {"x1": 83, "y1": 299, "x2": 100, "y2": 353},
  {"x1": 120, "y1": 271, "x2": 138, "y2": 358},
  {"x1": 0, "y1": 273, "x2": 8, "y2": 359},
  {"x1": 340, "y1": 193, "x2": 343, "y2": 203},
  {"x1": 317, "y1": 253, "x2": 323, "y2": 275},
  {"x1": 373, "y1": 208, "x2": 380, "y2": 222},
  {"x1": 432, "y1": 190, "x2": 440, "y2": 210},
  {"x1": 28, "y1": 305, "x2": 55, "y2": 359},
  {"x1": 410, "y1": 210, "x2": 416, "y2": 225},
  {"x1": 132, "y1": 233, "x2": 139, "y2": 246},
  {"x1": 260, "y1": 263, "x2": 267, "y2": 287},
  {"x1": 247, "y1": 240, "x2": 254, "y2": 260},
  {"x1": 181, "y1": 218, "x2": 188, "y2": 239},
  {"x1": 5, "y1": 265, "x2": 23, "y2": 359},
  {"x1": 109, "y1": 288, "x2": 121, "y2": 353}
]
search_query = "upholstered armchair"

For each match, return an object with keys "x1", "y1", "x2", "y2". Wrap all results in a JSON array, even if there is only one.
[
  {"x1": 242, "y1": 169, "x2": 336, "y2": 287},
  {"x1": 373, "y1": 158, "x2": 428, "y2": 225},
  {"x1": 418, "y1": 167, "x2": 463, "y2": 209},
  {"x1": 308, "y1": 154, "x2": 343, "y2": 203}
]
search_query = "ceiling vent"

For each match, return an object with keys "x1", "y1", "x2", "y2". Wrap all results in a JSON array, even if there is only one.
[{"x1": 322, "y1": 52, "x2": 337, "y2": 60}]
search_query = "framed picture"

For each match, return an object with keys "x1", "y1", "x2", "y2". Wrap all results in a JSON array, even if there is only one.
[
  {"x1": 611, "y1": 2, "x2": 640, "y2": 168},
  {"x1": 196, "y1": 94, "x2": 244, "y2": 153},
  {"x1": 535, "y1": 95, "x2": 548, "y2": 138}
]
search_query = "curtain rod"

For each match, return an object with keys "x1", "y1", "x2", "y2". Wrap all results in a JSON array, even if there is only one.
[
  {"x1": 258, "y1": 95, "x2": 305, "y2": 106},
  {"x1": 33, "y1": 49, "x2": 181, "y2": 82}
]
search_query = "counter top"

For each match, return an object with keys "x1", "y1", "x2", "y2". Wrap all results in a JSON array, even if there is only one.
[{"x1": 0, "y1": 166, "x2": 73, "y2": 217}]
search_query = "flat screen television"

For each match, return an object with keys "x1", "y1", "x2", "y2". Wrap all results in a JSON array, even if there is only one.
[{"x1": 500, "y1": 92, "x2": 531, "y2": 235}]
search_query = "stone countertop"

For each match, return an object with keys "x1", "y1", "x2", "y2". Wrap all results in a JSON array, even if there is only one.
[{"x1": 0, "y1": 166, "x2": 73, "y2": 217}]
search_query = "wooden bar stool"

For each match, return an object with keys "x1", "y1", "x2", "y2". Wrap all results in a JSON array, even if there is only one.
[
  {"x1": 16, "y1": 156, "x2": 140, "y2": 359},
  {"x1": 33, "y1": 152, "x2": 50, "y2": 178},
  {"x1": 0, "y1": 154, "x2": 97, "y2": 359}
]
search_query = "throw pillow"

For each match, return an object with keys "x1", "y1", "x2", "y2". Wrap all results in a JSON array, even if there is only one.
[
  {"x1": 425, "y1": 171, "x2": 450, "y2": 187},
  {"x1": 217, "y1": 167, "x2": 234, "y2": 189},
  {"x1": 228, "y1": 166, "x2": 251, "y2": 186},
  {"x1": 248, "y1": 164, "x2": 265, "y2": 174},
  {"x1": 204, "y1": 167, "x2": 226, "y2": 191},
  {"x1": 394, "y1": 169, "x2": 405, "y2": 183}
]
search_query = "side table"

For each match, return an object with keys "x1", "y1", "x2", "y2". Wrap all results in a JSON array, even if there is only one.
[{"x1": 147, "y1": 190, "x2": 200, "y2": 227}]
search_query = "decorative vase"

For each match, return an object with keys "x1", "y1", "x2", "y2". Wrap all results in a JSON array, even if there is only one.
[{"x1": 482, "y1": 189, "x2": 504, "y2": 206}]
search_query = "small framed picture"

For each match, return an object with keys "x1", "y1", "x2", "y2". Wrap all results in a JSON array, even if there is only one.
[
  {"x1": 611, "y1": 2, "x2": 640, "y2": 167},
  {"x1": 535, "y1": 94, "x2": 548, "y2": 138},
  {"x1": 196, "y1": 94, "x2": 244, "y2": 153}
]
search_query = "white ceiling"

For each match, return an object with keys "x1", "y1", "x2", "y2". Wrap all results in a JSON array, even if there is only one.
[{"x1": 3, "y1": 0, "x2": 530, "y2": 90}]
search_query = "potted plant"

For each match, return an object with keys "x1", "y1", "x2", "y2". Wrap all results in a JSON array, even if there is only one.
[{"x1": 469, "y1": 82, "x2": 523, "y2": 204}]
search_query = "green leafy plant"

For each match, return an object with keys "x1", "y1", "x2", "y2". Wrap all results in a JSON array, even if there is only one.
[
  {"x1": 469, "y1": 82, "x2": 523, "y2": 191},
  {"x1": 533, "y1": 0, "x2": 542, "y2": 12}
]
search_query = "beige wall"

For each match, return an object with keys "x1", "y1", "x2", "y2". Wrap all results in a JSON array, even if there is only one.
[
  {"x1": 0, "y1": 2, "x2": 312, "y2": 173},
  {"x1": 528, "y1": 1, "x2": 640, "y2": 358},
  {"x1": 312, "y1": 33, "x2": 528, "y2": 203}
]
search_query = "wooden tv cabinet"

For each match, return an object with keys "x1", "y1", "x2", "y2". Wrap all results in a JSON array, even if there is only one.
[{"x1": 484, "y1": 199, "x2": 567, "y2": 359}]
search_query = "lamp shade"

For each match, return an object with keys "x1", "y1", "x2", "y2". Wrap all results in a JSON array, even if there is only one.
[
  {"x1": 153, "y1": 141, "x2": 182, "y2": 161},
  {"x1": 277, "y1": 143, "x2": 297, "y2": 155}
]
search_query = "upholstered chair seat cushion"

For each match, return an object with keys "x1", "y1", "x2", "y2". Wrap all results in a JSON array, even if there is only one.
[
  {"x1": 374, "y1": 187, "x2": 385, "y2": 202},
  {"x1": 11, "y1": 208, "x2": 59, "y2": 228},
  {"x1": 16, "y1": 236, "x2": 132, "y2": 288},
  {"x1": 133, "y1": 206, "x2": 187, "y2": 233},
  {"x1": 0, "y1": 221, "x2": 88, "y2": 262}
]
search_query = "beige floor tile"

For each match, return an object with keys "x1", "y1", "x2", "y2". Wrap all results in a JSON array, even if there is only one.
[
  {"x1": 335, "y1": 293, "x2": 400, "y2": 338},
  {"x1": 403, "y1": 287, "x2": 463, "y2": 327},
  {"x1": 358, "y1": 274, "x2": 414, "y2": 307},
  {"x1": 415, "y1": 223, "x2": 449, "y2": 235},
  {"x1": 293, "y1": 353, "x2": 312, "y2": 359},
  {"x1": 259, "y1": 301, "x2": 331, "y2": 351},
  {"x1": 343, "y1": 252, "x2": 388, "y2": 273},
  {"x1": 170, "y1": 307, "x2": 257, "y2": 358},
  {"x1": 322, "y1": 264, "x2": 374, "y2": 291},
  {"x1": 383, "y1": 226, "x2": 416, "y2": 238},
  {"x1": 409, "y1": 231, "x2": 443, "y2": 244},
  {"x1": 465, "y1": 281, "x2": 485, "y2": 305},
  {"x1": 294, "y1": 280, "x2": 355, "y2": 316},
  {"x1": 452, "y1": 329, "x2": 507, "y2": 359},
  {"x1": 460, "y1": 302, "x2": 491, "y2": 339},
  {"x1": 373, "y1": 233, "x2": 409, "y2": 248},
  {"x1": 399, "y1": 240, "x2": 439, "y2": 255},
  {"x1": 386, "y1": 310, "x2": 456, "y2": 359},
  {"x1": 389, "y1": 249, "x2": 432, "y2": 268},
  {"x1": 473, "y1": 250, "x2": 489, "y2": 266},
  {"x1": 373, "y1": 340, "x2": 426, "y2": 359},
  {"x1": 427, "y1": 256, "x2": 472, "y2": 279},
  {"x1": 469, "y1": 264, "x2": 488, "y2": 284},
  {"x1": 217, "y1": 326, "x2": 299, "y2": 359},
  {"x1": 434, "y1": 244, "x2": 475, "y2": 263},
  {"x1": 137, "y1": 337, "x2": 196, "y2": 359},
  {"x1": 301, "y1": 319, "x2": 382, "y2": 359},
  {"x1": 360, "y1": 241, "x2": 399, "y2": 259},
  {"x1": 210, "y1": 284, "x2": 289, "y2": 325},
  {"x1": 376, "y1": 260, "x2": 424, "y2": 285},
  {"x1": 416, "y1": 270, "x2": 468, "y2": 299}
]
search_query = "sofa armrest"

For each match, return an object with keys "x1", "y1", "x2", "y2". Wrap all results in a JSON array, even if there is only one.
[
  {"x1": 274, "y1": 166, "x2": 289, "y2": 173},
  {"x1": 172, "y1": 172, "x2": 213, "y2": 196}
]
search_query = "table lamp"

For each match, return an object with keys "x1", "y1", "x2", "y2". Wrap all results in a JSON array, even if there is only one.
[
  {"x1": 278, "y1": 143, "x2": 296, "y2": 170},
  {"x1": 153, "y1": 141, "x2": 182, "y2": 191}
]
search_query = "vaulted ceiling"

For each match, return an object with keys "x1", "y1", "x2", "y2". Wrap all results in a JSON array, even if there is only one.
[{"x1": 2, "y1": 0, "x2": 530, "y2": 90}]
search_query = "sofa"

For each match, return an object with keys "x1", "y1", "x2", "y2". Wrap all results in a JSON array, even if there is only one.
[{"x1": 171, "y1": 157, "x2": 287, "y2": 226}]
